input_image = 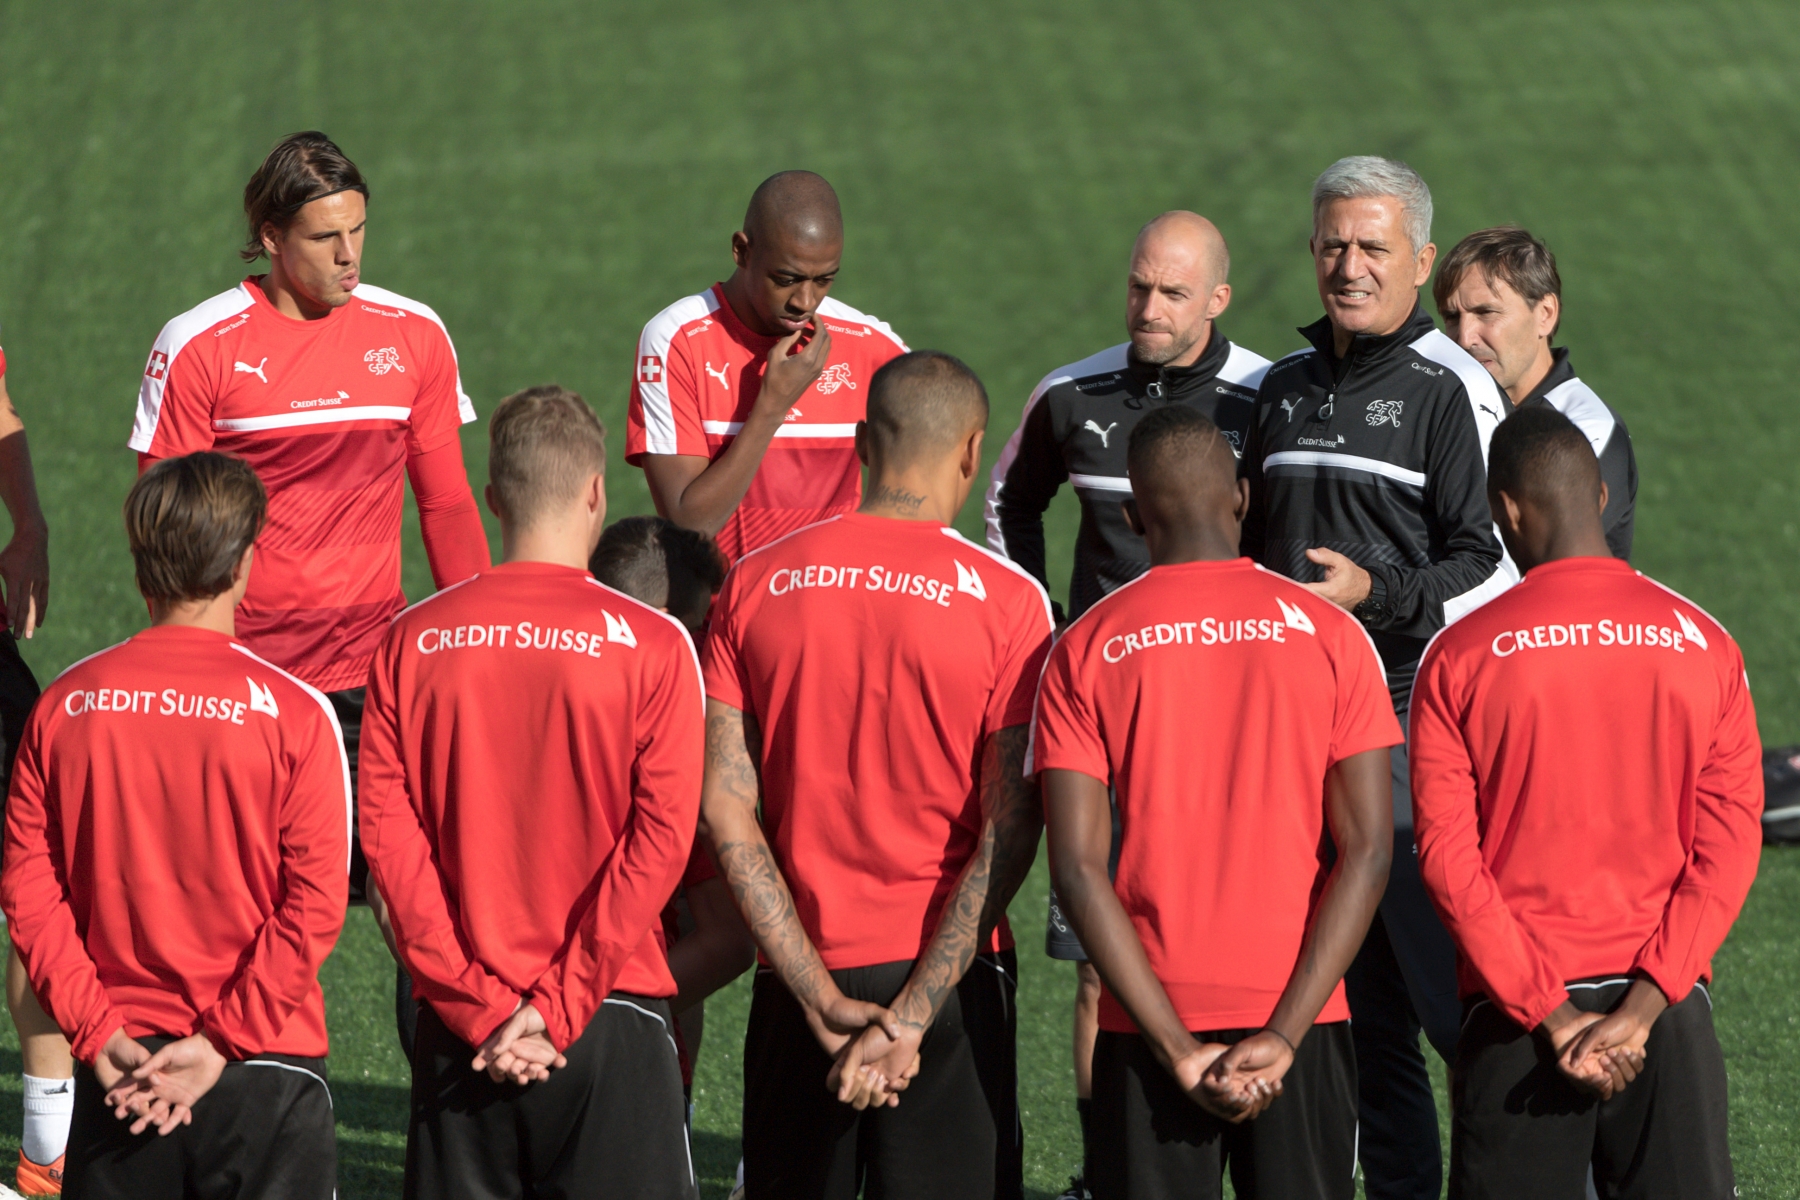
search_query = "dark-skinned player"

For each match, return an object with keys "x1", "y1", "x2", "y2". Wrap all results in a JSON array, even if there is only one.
[
  {"x1": 626, "y1": 170, "x2": 908, "y2": 563},
  {"x1": 1036, "y1": 406, "x2": 1399, "y2": 1200},
  {"x1": 1410, "y1": 406, "x2": 1761, "y2": 1199}
]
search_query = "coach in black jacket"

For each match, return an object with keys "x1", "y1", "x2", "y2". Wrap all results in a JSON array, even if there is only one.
[{"x1": 1242, "y1": 157, "x2": 1508, "y2": 1200}]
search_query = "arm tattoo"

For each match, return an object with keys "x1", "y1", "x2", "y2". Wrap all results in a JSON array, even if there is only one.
[
  {"x1": 892, "y1": 724, "x2": 1041, "y2": 1031},
  {"x1": 705, "y1": 706, "x2": 832, "y2": 1006}
]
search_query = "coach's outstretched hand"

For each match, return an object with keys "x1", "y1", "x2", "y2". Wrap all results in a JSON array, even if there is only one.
[
  {"x1": 1301, "y1": 548, "x2": 1373, "y2": 613},
  {"x1": 474, "y1": 1001, "x2": 567, "y2": 1085},
  {"x1": 1555, "y1": 981, "x2": 1665, "y2": 1100}
]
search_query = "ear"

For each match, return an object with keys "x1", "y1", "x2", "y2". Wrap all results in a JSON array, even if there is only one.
[
  {"x1": 1121, "y1": 499, "x2": 1145, "y2": 537},
  {"x1": 730, "y1": 230, "x2": 751, "y2": 270},
  {"x1": 1493, "y1": 488, "x2": 1524, "y2": 538},
  {"x1": 233, "y1": 542, "x2": 255, "y2": 587},
  {"x1": 484, "y1": 482, "x2": 504, "y2": 522},
  {"x1": 1206, "y1": 281, "x2": 1232, "y2": 321},
  {"x1": 854, "y1": 420, "x2": 870, "y2": 466},
  {"x1": 959, "y1": 428, "x2": 986, "y2": 480},
  {"x1": 587, "y1": 471, "x2": 607, "y2": 523},
  {"x1": 1413, "y1": 241, "x2": 1438, "y2": 287},
  {"x1": 1596, "y1": 479, "x2": 1609, "y2": 517},
  {"x1": 1538, "y1": 292, "x2": 1561, "y2": 340},
  {"x1": 260, "y1": 222, "x2": 282, "y2": 260},
  {"x1": 1232, "y1": 476, "x2": 1252, "y2": 523}
]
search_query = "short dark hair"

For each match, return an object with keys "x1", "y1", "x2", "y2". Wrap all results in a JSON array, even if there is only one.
[
  {"x1": 1434, "y1": 226, "x2": 1563, "y2": 336},
  {"x1": 590, "y1": 517, "x2": 726, "y2": 634},
  {"x1": 488, "y1": 385, "x2": 607, "y2": 529},
  {"x1": 125, "y1": 452, "x2": 267, "y2": 603},
  {"x1": 1126, "y1": 406, "x2": 1236, "y2": 504},
  {"x1": 241, "y1": 131, "x2": 370, "y2": 262},
  {"x1": 1487, "y1": 404, "x2": 1599, "y2": 506},
  {"x1": 862, "y1": 351, "x2": 988, "y2": 467}
]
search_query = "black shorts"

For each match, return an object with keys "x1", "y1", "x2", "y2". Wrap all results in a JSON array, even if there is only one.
[
  {"x1": 64, "y1": 1040, "x2": 335, "y2": 1200},
  {"x1": 328, "y1": 687, "x2": 369, "y2": 901},
  {"x1": 1090, "y1": 1022, "x2": 1357, "y2": 1200},
  {"x1": 742, "y1": 960, "x2": 995, "y2": 1199},
  {"x1": 1450, "y1": 977, "x2": 1734, "y2": 1200},
  {"x1": 0, "y1": 629, "x2": 40, "y2": 821},
  {"x1": 406, "y1": 994, "x2": 696, "y2": 1200},
  {"x1": 960, "y1": 948, "x2": 1022, "y2": 1200},
  {"x1": 1046, "y1": 799, "x2": 1122, "y2": 962}
]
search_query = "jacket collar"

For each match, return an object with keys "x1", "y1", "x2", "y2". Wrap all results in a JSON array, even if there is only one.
[
  {"x1": 1123, "y1": 326, "x2": 1232, "y2": 396},
  {"x1": 1517, "y1": 346, "x2": 1576, "y2": 409},
  {"x1": 1299, "y1": 301, "x2": 1436, "y2": 369}
]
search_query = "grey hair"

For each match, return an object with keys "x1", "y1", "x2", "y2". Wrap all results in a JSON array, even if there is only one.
[{"x1": 1311, "y1": 156, "x2": 1433, "y2": 253}]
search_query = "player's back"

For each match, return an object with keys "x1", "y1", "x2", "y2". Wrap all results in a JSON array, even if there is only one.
[
  {"x1": 705, "y1": 513, "x2": 1051, "y2": 969},
  {"x1": 365, "y1": 562, "x2": 702, "y2": 998},
  {"x1": 6, "y1": 626, "x2": 349, "y2": 1056},
  {"x1": 1039, "y1": 558, "x2": 1396, "y2": 1029},
  {"x1": 1409, "y1": 556, "x2": 1761, "y2": 985}
]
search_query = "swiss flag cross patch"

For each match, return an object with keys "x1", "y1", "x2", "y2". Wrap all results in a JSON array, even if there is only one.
[
  {"x1": 638, "y1": 355, "x2": 663, "y2": 384},
  {"x1": 146, "y1": 350, "x2": 169, "y2": 381}
]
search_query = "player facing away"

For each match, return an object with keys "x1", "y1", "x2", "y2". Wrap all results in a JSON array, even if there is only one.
[
  {"x1": 359, "y1": 387, "x2": 704, "y2": 1200},
  {"x1": 701, "y1": 351, "x2": 1053, "y2": 1198},
  {"x1": 127, "y1": 131, "x2": 489, "y2": 909},
  {"x1": 1409, "y1": 406, "x2": 1762, "y2": 1200},
  {"x1": 1036, "y1": 407, "x2": 1400, "y2": 1200},
  {"x1": 627, "y1": 170, "x2": 909, "y2": 563},
  {"x1": 0, "y1": 331, "x2": 67, "y2": 1194},
  {"x1": 589, "y1": 516, "x2": 754, "y2": 1098},
  {"x1": 1, "y1": 452, "x2": 351, "y2": 1200}
]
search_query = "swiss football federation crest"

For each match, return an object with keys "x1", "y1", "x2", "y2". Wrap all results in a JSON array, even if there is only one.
[
  {"x1": 364, "y1": 347, "x2": 406, "y2": 375},
  {"x1": 1365, "y1": 399, "x2": 1404, "y2": 428},
  {"x1": 814, "y1": 363, "x2": 857, "y2": 394}
]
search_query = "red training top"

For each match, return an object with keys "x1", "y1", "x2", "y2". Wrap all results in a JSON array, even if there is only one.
[
  {"x1": 1034, "y1": 559, "x2": 1401, "y2": 1034},
  {"x1": 359, "y1": 562, "x2": 705, "y2": 1052},
  {"x1": 1, "y1": 627, "x2": 351, "y2": 1062},
  {"x1": 703, "y1": 513, "x2": 1053, "y2": 970},
  {"x1": 1410, "y1": 557, "x2": 1763, "y2": 1031},
  {"x1": 626, "y1": 286, "x2": 908, "y2": 563},
  {"x1": 129, "y1": 277, "x2": 490, "y2": 691}
]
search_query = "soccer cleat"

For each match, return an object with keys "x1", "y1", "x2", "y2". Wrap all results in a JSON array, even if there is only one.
[
  {"x1": 15, "y1": 1149, "x2": 64, "y2": 1195},
  {"x1": 1054, "y1": 1177, "x2": 1092, "y2": 1200}
]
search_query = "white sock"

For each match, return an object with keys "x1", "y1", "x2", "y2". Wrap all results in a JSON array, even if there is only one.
[{"x1": 21, "y1": 1074, "x2": 73, "y2": 1165}]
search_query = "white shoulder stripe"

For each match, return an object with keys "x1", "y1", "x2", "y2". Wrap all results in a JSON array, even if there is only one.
[
  {"x1": 583, "y1": 577, "x2": 707, "y2": 716},
  {"x1": 1638, "y1": 573, "x2": 1734, "y2": 644},
  {"x1": 635, "y1": 291, "x2": 722, "y2": 456},
  {"x1": 1540, "y1": 376, "x2": 1618, "y2": 456},
  {"x1": 939, "y1": 526, "x2": 1056, "y2": 629},
  {"x1": 129, "y1": 285, "x2": 257, "y2": 453},
  {"x1": 228, "y1": 643, "x2": 355, "y2": 871},
  {"x1": 1217, "y1": 342, "x2": 1273, "y2": 390},
  {"x1": 394, "y1": 573, "x2": 481, "y2": 620},
  {"x1": 985, "y1": 343, "x2": 1130, "y2": 555},
  {"x1": 817, "y1": 296, "x2": 909, "y2": 354},
  {"x1": 50, "y1": 639, "x2": 134, "y2": 684},
  {"x1": 352, "y1": 284, "x2": 476, "y2": 426},
  {"x1": 1409, "y1": 328, "x2": 1507, "y2": 461},
  {"x1": 1273, "y1": 346, "x2": 1317, "y2": 366}
]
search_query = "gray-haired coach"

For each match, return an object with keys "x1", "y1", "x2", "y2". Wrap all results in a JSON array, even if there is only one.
[{"x1": 1241, "y1": 156, "x2": 1510, "y2": 1200}]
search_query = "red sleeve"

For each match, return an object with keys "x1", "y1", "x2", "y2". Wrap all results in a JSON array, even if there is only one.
[
  {"x1": 1632, "y1": 642, "x2": 1764, "y2": 1002},
  {"x1": 0, "y1": 708, "x2": 128, "y2": 1063},
  {"x1": 527, "y1": 629, "x2": 704, "y2": 1050},
  {"x1": 700, "y1": 573, "x2": 751, "y2": 712},
  {"x1": 358, "y1": 634, "x2": 522, "y2": 1047},
  {"x1": 626, "y1": 326, "x2": 707, "y2": 464},
  {"x1": 986, "y1": 586, "x2": 1054, "y2": 735},
  {"x1": 1030, "y1": 634, "x2": 1106, "y2": 782},
  {"x1": 406, "y1": 440, "x2": 490, "y2": 589},
  {"x1": 404, "y1": 321, "x2": 472, "y2": 457},
  {"x1": 199, "y1": 699, "x2": 351, "y2": 1057},
  {"x1": 1328, "y1": 614, "x2": 1405, "y2": 763},
  {"x1": 131, "y1": 339, "x2": 218, "y2": 458},
  {"x1": 1409, "y1": 640, "x2": 1569, "y2": 1029}
]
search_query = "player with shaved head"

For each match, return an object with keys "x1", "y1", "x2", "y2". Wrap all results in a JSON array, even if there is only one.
[
  {"x1": 1410, "y1": 406, "x2": 1760, "y2": 1198},
  {"x1": 1034, "y1": 406, "x2": 1398, "y2": 1199},
  {"x1": 628, "y1": 170, "x2": 909, "y2": 564},
  {"x1": 701, "y1": 351, "x2": 1053, "y2": 1198},
  {"x1": 986, "y1": 212, "x2": 1271, "y2": 1199}
]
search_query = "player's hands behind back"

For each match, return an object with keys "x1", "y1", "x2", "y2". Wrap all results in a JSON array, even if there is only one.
[
  {"x1": 473, "y1": 1001, "x2": 567, "y2": 1085},
  {"x1": 1554, "y1": 981, "x2": 1666, "y2": 1100},
  {"x1": 99, "y1": 1028, "x2": 227, "y2": 1136}
]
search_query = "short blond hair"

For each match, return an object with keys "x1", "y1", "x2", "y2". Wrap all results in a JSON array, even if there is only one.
[{"x1": 488, "y1": 385, "x2": 607, "y2": 527}]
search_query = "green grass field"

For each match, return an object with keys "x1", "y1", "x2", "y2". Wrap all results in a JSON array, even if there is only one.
[{"x1": 1, "y1": 1, "x2": 1797, "y2": 1195}]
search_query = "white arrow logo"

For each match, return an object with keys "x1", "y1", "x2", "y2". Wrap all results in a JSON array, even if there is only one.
[
  {"x1": 247, "y1": 677, "x2": 280, "y2": 718},
  {"x1": 1276, "y1": 596, "x2": 1315, "y2": 636},
  {"x1": 604, "y1": 610, "x2": 637, "y2": 648},
  {"x1": 1675, "y1": 609, "x2": 1707, "y2": 651},
  {"x1": 954, "y1": 561, "x2": 987, "y2": 602}
]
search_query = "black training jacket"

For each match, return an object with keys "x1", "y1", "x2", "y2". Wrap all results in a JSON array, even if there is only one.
[
  {"x1": 985, "y1": 332, "x2": 1272, "y2": 620},
  {"x1": 1242, "y1": 304, "x2": 1508, "y2": 706},
  {"x1": 1515, "y1": 347, "x2": 1637, "y2": 560}
]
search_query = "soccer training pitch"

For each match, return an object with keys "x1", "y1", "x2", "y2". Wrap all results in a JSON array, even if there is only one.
[{"x1": 1, "y1": 2, "x2": 1796, "y2": 1195}]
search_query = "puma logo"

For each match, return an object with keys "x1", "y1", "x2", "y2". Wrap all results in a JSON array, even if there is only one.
[
  {"x1": 704, "y1": 362, "x2": 730, "y2": 390},
  {"x1": 233, "y1": 357, "x2": 268, "y2": 384},
  {"x1": 1280, "y1": 397, "x2": 1300, "y2": 422},
  {"x1": 1084, "y1": 420, "x2": 1118, "y2": 448}
]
